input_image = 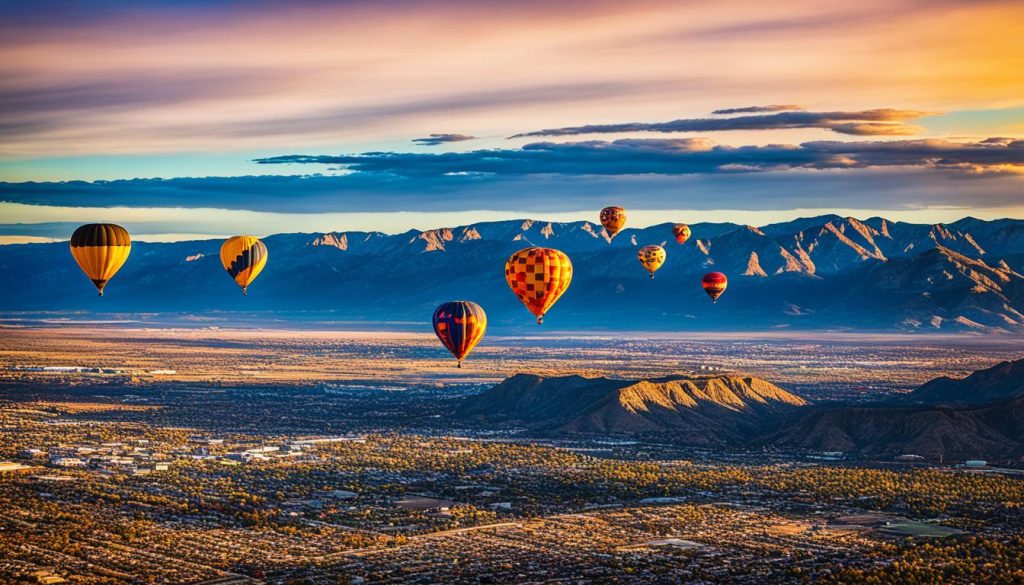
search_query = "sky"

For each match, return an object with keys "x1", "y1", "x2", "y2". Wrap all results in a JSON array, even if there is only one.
[{"x1": 1, "y1": 0, "x2": 1023, "y2": 241}]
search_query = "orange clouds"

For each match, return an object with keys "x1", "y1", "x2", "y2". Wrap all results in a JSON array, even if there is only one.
[{"x1": 0, "y1": 0, "x2": 1021, "y2": 160}]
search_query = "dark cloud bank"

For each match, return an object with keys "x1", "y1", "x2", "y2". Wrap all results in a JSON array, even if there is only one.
[
  {"x1": 2, "y1": 137, "x2": 1022, "y2": 215},
  {"x1": 256, "y1": 137, "x2": 1024, "y2": 176}
]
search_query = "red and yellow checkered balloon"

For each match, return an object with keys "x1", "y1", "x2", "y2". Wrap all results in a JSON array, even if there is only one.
[{"x1": 505, "y1": 247, "x2": 573, "y2": 324}]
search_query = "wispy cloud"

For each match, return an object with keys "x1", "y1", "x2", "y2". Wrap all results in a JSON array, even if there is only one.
[
  {"x1": 411, "y1": 133, "x2": 476, "y2": 146},
  {"x1": 711, "y1": 105, "x2": 804, "y2": 114},
  {"x1": 511, "y1": 109, "x2": 936, "y2": 138}
]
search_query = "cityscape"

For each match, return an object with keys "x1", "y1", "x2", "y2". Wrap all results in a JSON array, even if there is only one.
[{"x1": 2, "y1": 327, "x2": 1023, "y2": 584}]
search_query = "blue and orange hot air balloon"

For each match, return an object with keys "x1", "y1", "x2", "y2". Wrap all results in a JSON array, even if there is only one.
[
  {"x1": 70, "y1": 223, "x2": 131, "y2": 296},
  {"x1": 432, "y1": 301, "x2": 487, "y2": 367},
  {"x1": 505, "y1": 247, "x2": 573, "y2": 324},
  {"x1": 702, "y1": 272, "x2": 728, "y2": 303},
  {"x1": 220, "y1": 235, "x2": 268, "y2": 295}
]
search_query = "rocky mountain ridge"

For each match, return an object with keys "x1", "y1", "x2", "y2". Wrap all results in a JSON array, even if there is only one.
[
  {"x1": 456, "y1": 357, "x2": 1024, "y2": 463},
  {"x1": 1, "y1": 214, "x2": 1022, "y2": 331},
  {"x1": 456, "y1": 373, "x2": 806, "y2": 444}
]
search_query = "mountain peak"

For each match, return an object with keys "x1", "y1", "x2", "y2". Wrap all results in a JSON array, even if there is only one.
[
  {"x1": 415, "y1": 227, "x2": 454, "y2": 251},
  {"x1": 309, "y1": 232, "x2": 349, "y2": 250},
  {"x1": 744, "y1": 251, "x2": 768, "y2": 276}
]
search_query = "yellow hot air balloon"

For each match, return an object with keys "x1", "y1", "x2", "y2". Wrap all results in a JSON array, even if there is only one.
[
  {"x1": 599, "y1": 206, "x2": 627, "y2": 239},
  {"x1": 69, "y1": 223, "x2": 131, "y2": 296},
  {"x1": 220, "y1": 236, "x2": 268, "y2": 295},
  {"x1": 637, "y1": 245, "x2": 666, "y2": 278},
  {"x1": 505, "y1": 247, "x2": 572, "y2": 324}
]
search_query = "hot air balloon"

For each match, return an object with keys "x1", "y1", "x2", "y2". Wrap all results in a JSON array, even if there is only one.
[
  {"x1": 599, "y1": 206, "x2": 627, "y2": 239},
  {"x1": 220, "y1": 235, "x2": 268, "y2": 295},
  {"x1": 432, "y1": 301, "x2": 487, "y2": 367},
  {"x1": 673, "y1": 224, "x2": 691, "y2": 245},
  {"x1": 637, "y1": 245, "x2": 666, "y2": 279},
  {"x1": 69, "y1": 223, "x2": 131, "y2": 296},
  {"x1": 702, "y1": 272, "x2": 728, "y2": 303},
  {"x1": 505, "y1": 247, "x2": 573, "y2": 324}
]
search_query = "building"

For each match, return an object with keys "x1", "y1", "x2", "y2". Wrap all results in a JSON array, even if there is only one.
[
  {"x1": 49, "y1": 456, "x2": 86, "y2": 468},
  {"x1": 326, "y1": 490, "x2": 357, "y2": 500},
  {"x1": 895, "y1": 454, "x2": 925, "y2": 462}
]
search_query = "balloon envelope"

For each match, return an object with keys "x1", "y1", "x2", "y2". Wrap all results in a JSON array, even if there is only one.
[
  {"x1": 505, "y1": 247, "x2": 573, "y2": 324},
  {"x1": 70, "y1": 223, "x2": 131, "y2": 296},
  {"x1": 637, "y1": 245, "x2": 666, "y2": 278},
  {"x1": 702, "y1": 272, "x2": 728, "y2": 303},
  {"x1": 432, "y1": 301, "x2": 487, "y2": 367},
  {"x1": 673, "y1": 224, "x2": 691, "y2": 245},
  {"x1": 599, "y1": 206, "x2": 627, "y2": 239},
  {"x1": 220, "y1": 236, "x2": 268, "y2": 295}
]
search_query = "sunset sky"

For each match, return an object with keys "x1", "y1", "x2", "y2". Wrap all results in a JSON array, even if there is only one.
[{"x1": 1, "y1": 0, "x2": 1023, "y2": 241}]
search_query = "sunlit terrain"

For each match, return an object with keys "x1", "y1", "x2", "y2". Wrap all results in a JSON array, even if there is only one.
[
  {"x1": 3, "y1": 326, "x2": 1022, "y2": 401},
  {"x1": 2, "y1": 325, "x2": 1023, "y2": 583}
]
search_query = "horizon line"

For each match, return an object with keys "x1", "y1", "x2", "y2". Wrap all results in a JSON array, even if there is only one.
[{"x1": 0, "y1": 211, "x2": 1012, "y2": 244}]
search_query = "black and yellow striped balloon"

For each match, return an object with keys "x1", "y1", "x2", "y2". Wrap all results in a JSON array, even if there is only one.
[
  {"x1": 220, "y1": 235, "x2": 268, "y2": 295},
  {"x1": 69, "y1": 223, "x2": 131, "y2": 296}
]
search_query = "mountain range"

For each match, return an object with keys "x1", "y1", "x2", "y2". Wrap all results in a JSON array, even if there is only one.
[
  {"x1": 2, "y1": 214, "x2": 1023, "y2": 331},
  {"x1": 457, "y1": 358, "x2": 1024, "y2": 463}
]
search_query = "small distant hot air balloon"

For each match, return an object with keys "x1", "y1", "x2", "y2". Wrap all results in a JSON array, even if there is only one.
[
  {"x1": 637, "y1": 245, "x2": 666, "y2": 279},
  {"x1": 432, "y1": 301, "x2": 487, "y2": 368},
  {"x1": 505, "y1": 247, "x2": 573, "y2": 324},
  {"x1": 599, "y1": 206, "x2": 627, "y2": 239},
  {"x1": 220, "y1": 236, "x2": 268, "y2": 295},
  {"x1": 702, "y1": 272, "x2": 728, "y2": 303},
  {"x1": 673, "y1": 224, "x2": 691, "y2": 245},
  {"x1": 69, "y1": 223, "x2": 131, "y2": 296}
]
